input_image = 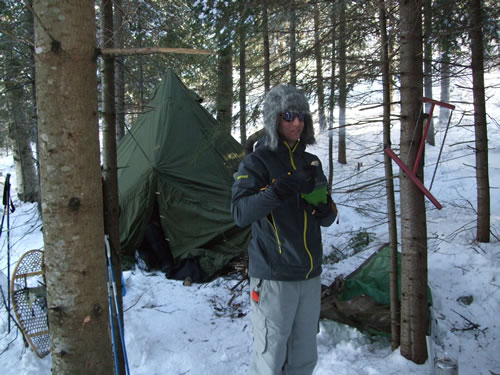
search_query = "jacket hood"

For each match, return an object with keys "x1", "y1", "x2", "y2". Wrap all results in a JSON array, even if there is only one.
[{"x1": 262, "y1": 85, "x2": 315, "y2": 151}]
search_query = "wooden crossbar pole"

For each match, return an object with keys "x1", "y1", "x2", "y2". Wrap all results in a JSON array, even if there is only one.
[{"x1": 99, "y1": 47, "x2": 214, "y2": 56}]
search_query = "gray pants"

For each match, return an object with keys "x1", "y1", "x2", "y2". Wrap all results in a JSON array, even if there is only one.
[{"x1": 249, "y1": 276, "x2": 321, "y2": 375}]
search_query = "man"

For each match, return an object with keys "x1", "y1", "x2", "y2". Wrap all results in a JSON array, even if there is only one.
[{"x1": 231, "y1": 85, "x2": 337, "y2": 375}]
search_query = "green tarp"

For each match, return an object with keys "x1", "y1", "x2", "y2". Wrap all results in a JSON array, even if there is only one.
[
  {"x1": 321, "y1": 244, "x2": 432, "y2": 337},
  {"x1": 117, "y1": 70, "x2": 251, "y2": 277}
]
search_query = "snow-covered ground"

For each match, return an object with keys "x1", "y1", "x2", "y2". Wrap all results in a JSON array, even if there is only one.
[{"x1": 1, "y1": 72, "x2": 499, "y2": 374}]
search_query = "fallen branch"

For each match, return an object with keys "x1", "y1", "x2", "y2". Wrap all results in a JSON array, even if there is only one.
[{"x1": 451, "y1": 309, "x2": 481, "y2": 331}]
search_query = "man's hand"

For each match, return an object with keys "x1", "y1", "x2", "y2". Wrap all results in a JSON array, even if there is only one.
[
  {"x1": 311, "y1": 195, "x2": 338, "y2": 219},
  {"x1": 272, "y1": 165, "x2": 317, "y2": 201}
]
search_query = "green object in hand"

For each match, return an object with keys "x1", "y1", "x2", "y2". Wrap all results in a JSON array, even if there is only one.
[{"x1": 302, "y1": 182, "x2": 327, "y2": 205}]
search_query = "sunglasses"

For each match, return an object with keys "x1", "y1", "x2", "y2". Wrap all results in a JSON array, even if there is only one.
[{"x1": 282, "y1": 111, "x2": 306, "y2": 122}]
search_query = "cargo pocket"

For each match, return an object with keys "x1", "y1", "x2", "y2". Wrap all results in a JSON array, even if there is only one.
[{"x1": 252, "y1": 314, "x2": 268, "y2": 354}]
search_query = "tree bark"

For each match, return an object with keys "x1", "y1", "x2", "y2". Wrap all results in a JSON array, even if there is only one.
[
  {"x1": 33, "y1": 1, "x2": 114, "y2": 372},
  {"x1": 136, "y1": 5, "x2": 145, "y2": 113},
  {"x1": 5, "y1": 76, "x2": 39, "y2": 204},
  {"x1": 239, "y1": 21, "x2": 247, "y2": 146},
  {"x1": 289, "y1": 2, "x2": 297, "y2": 87},
  {"x1": 262, "y1": 1, "x2": 271, "y2": 93},
  {"x1": 314, "y1": 3, "x2": 327, "y2": 131},
  {"x1": 337, "y1": 0, "x2": 347, "y2": 164},
  {"x1": 101, "y1": 0, "x2": 125, "y2": 373},
  {"x1": 379, "y1": 0, "x2": 399, "y2": 351},
  {"x1": 217, "y1": 44, "x2": 233, "y2": 134},
  {"x1": 423, "y1": 0, "x2": 435, "y2": 146},
  {"x1": 470, "y1": 0, "x2": 490, "y2": 243},
  {"x1": 399, "y1": 0, "x2": 428, "y2": 364},
  {"x1": 114, "y1": 0, "x2": 126, "y2": 141},
  {"x1": 328, "y1": 1, "x2": 337, "y2": 193},
  {"x1": 4, "y1": 3, "x2": 39, "y2": 205},
  {"x1": 438, "y1": 49, "x2": 451, "y2": 125}
]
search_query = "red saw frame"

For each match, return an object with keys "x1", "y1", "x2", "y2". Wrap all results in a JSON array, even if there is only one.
[{"x1": 384, "y1": 97, "x2": 455, "y2": 210}]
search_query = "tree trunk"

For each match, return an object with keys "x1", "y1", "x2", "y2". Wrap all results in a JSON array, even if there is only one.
[
  {"x1": 5, "y1": 76, "x2": 39, "y2": 204},
  {"x1": 438, "y1": 49, "x2": 451, "y2": 125},
  {"x1": 239, "y1": 21, "x2": 247, "y2": 146},
  {"x1": 423, "y1": 0, "x2": 435, "y2": 146},
  {"x1": 33, "y1": 1, "x2": 114, "y2": 373},
  {"x1": 5, "y1": 2, "x2": 39, "y2": 205},
  {"x1": 328, "y1": 1, "x2": 337, "y2": 193},
  {"x1": 388, "y1": 0, "x2": 398, "y2": 113},
  {"x1": 379, "y1": 0, "x2": 399, "y2": 351},
  {"x1": 470, "y1": 0, "x2": 490, "y2": 243},
  {"x1": 262, "y1": 2, "x2": 271, "y2": 93},
  {"x1": 28, "y1": 4, "x2": 43, "y2": 215},
  {"x1": 216, "y1": 44, "x2": 233, "y2": 134},
  {"x1": 101, "y1": 0, "x2": 125, "y2": 373},
  {"x1": 289, "y1": 2, "x2": 297, "y2": 87},
  {"x1": 337, "y1": 0, "x2": 347, "y2": 165},
  {"x1": 399, "y1": 0, "x2": 428, "y2": 364},
  {"x1": 314, "y1": 3, "x2": 326, "y2": 131},
  {"x1": 114, "y1": 0, "x2": 126, "y2": 141},
  {"x1": 137, "y1": 4, "x2": 145, "y2": 113}
]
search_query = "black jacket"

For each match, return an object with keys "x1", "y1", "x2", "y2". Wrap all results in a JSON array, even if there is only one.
[{"x1": 231, "y1": 138, "x2": 336, "y2": 281}]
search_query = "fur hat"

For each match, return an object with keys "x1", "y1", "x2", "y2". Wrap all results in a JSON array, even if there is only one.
[{"x1": 262, "y1": 85, "x2": 315, "y2": 150}]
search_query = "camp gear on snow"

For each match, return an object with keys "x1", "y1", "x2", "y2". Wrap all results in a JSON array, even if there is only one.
[
  {"x1": 10, "y1": 249, "x2": 50, "y2": 358},
  {"x1": 320, "y1": 243, "x2": 432, "y2": 337},
  {"x1": 249, "y1": 276, "x2": 321, "y2": 375},
  {"x1": 105, "y1": 235, "x2": 130, "y2": 375},
  {"x1": 434, "y1": 357, "x2": 458, "y2": 375},
  {"x1": 1, "y1": 173, "x2": 15, "y2": 332},
  {"x1": 117, "y1": 70, "x2": 250, "y2": 279}
]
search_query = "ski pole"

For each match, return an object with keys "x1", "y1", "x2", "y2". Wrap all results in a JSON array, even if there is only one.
[
  {"x1": 106, "y1": 249, "x2": 120, "y2": 375},
  {"x1": 2, "y1": 173, "x2": 14, "y2": 333},
  {"x1": 105, "y1": 235, "x2": 130, "y2": 375}
]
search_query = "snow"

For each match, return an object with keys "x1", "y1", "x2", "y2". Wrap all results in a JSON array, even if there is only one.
[{"x1": 1, "y1": 72, "x2": 499, "y2": 374}]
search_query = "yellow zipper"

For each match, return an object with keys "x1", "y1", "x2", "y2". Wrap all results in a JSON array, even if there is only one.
[
  {"x1": 283, "y1": 141, "x2": 299, "y2": 170},
  {"x1": 270, "y1": 212, "x2": 283, "y2": 254},
  {"x1": 282, "y1": 140, "x2": 313, "y2": 277},
  {"x1": 303, "y1": 210, "x2": 314, "y2": 279}
]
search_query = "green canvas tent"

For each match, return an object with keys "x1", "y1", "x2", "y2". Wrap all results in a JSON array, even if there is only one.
[{"x1": 117, "y1": 70, "x2": 250, "y2": 277}]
